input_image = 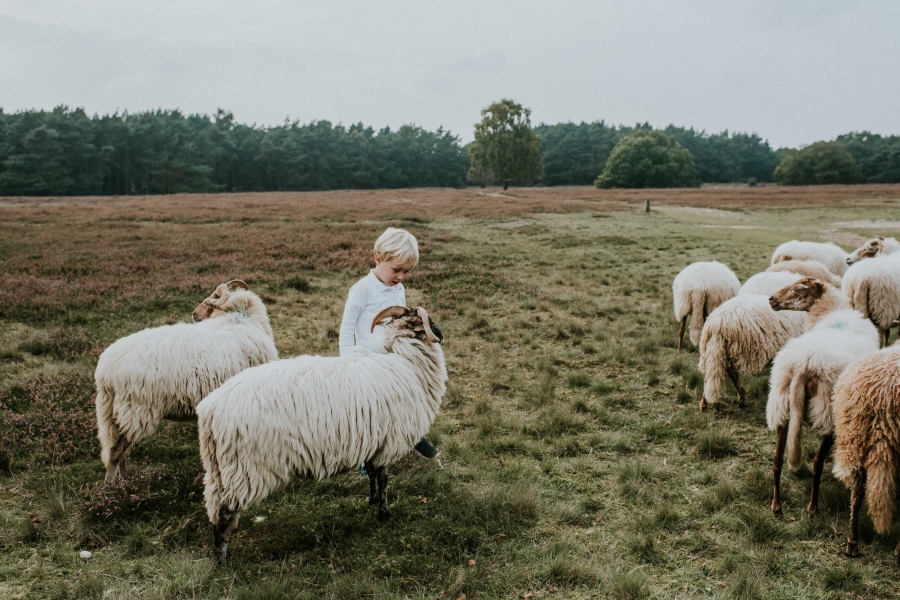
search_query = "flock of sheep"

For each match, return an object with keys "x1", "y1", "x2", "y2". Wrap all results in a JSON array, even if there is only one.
[
  {"x1": 88, "y1": 232, "x2": 900, "y2": 567},
  {"x1": 673, "y1": 235, "x2": 900, "y2": 561},
  {"x1": 94, "y1": 281, "x2": 446, "y2": 564}
]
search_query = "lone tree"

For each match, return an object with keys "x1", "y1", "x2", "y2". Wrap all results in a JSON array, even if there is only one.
[
  {"x1": 468, "y1": 99, "x2": 542, "y2": 190},
  {"x1": 595, "y1": 130, "x2": 700, "y2": 188},
  {"x1": 774, "y1": 142, "x2": 862, "y2": 185}
]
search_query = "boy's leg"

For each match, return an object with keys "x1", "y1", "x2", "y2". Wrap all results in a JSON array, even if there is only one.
[{"x1": 414, "y1": 437, "x2": 438, "y2": 458}]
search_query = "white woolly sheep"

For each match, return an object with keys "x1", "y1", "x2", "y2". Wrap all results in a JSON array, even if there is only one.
[
  {"x1": 831, "y1": 342, "x2": 900, "y2": 560},
  {"x1": 766, "y1": 278, "x2": 878, "y2": 516},
  {"x1": 197, "y1": 306, "x2": 446, "y2": 564},
  {"x1": 771, "y1": 240, "x2": 849, "y2": 276},
  {"x1": 841, "y1": 254, "x2": 900, "y2": 346},
  {"x1": 672, "y1": 261, "x2": 741, "y2": 351},
  {"x1": 95, "y1": 281, "x2": 277, "y2": 485},
  {"x1": 846, "y1": 235, "x2": 900, "y2": 266},
  {"x1": 766, "y1": 259, "x2": 842, "y2": 287},
  {"x1": 698, "y1": 295, "x2": 806, "y2": 411},
  {"x1": 739, "y1": 271, "x2": 804, "y2": 297}
]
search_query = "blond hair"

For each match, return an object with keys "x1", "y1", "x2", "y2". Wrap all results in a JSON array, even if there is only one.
[{"x1": 375, "y1": 228, "x2": 419, "y2": 269}]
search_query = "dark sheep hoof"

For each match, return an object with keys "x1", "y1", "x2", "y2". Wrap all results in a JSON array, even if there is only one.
[
  {"x1": 845, "y1": 542, "x2": 860, "y2": 558},
  {"x1": 378, "y1": 512, "x2": 395, "y2": 523},
  {"x1": 771, "y1": 503, "x2": 782, "y2": 516}
]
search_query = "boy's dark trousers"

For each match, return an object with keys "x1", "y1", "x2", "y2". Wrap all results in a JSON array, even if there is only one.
[{"x1": 414, "y1": 437, "x2": 438, "y2": 458}]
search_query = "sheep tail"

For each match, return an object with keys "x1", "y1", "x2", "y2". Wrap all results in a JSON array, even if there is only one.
[
  {"x1": 699, "y1": 327, "x2": 726, "y2": 405},
  {"x1": 199, "y1": 416, "x2": 223, "y2": 525},
  {"x1": 866, "y1": 443, "x2": 899, "y2": 534},
  {"x1": 689, "y1": 289, "x2": 707, "y2": 347},
  {"x1": 786, "y1": 372, "x2": 807, "y2": 471},
  {"x1": 95, "y1": 385, "x2": 117, "y2": 468}
]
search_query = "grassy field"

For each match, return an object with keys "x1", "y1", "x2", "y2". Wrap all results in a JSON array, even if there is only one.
[{"x1": 2, "y1": 185, "x2": 900, "y2": 599}]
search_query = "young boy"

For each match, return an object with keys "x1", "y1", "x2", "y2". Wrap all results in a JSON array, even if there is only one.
[{"x1": 339, "y1": 227, "x2": 440, "y2": 462}]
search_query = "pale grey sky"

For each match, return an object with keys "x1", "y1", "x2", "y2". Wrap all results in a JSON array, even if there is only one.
[{"x1": 1, "y1": 1, "x2": 897, "y2": 149}]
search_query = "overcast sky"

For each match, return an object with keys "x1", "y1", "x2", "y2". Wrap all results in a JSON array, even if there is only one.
[{"x1": 1, "y1": 1, "x2": 897, "y2": 149}]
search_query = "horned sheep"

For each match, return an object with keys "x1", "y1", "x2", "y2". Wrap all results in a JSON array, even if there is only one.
[
  {"x1": 771, "y1": 240, "x2": 849, "y2": 276},
  {"x1": 672, "y1": 261, "x2": 741, "y2": 351},
  {"x1": 765, "y1": 278, "x2": 879, "y2": 516},
  {"x1": 197, "y1": 306, "x2": 447, "y2": 564},
  {"x1": 697, "y1": 294, "x2": 806, "y2": 411},
  {"x1": 831, "y1": 342, "x2": 900, "y2": 561},
  {"x1": 94, "y1": 281, "x2": 277, "y2": 484}
]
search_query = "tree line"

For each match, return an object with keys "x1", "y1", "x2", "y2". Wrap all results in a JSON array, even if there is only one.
[
  {"x1": 1, "y1": 104, "x2": 898, "y2": 195},
  {"x1": 0, "y1": 107, "x2": 469, "y2": 196}
]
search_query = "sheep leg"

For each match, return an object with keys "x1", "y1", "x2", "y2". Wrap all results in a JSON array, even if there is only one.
[
  {"x1": 374, "y1": 466, "x2": 393, "y2": 522},
  {"x1": 103, "y1": 437, "x2": 131, "y2": 485},
  {"x1": 726, "y1": 365, "x2": 746, "y2": 406},
  {"x1": 807, "y1": 433, "x2": 834, "y2": 515},
  {"x1": 213, "y1": 505, "x2": 239, "y2": 565},
  {"x1": 699, "y1": 395, "x2": 707, "y2": 412},
  {"x1": 846, "y1": 469, "x2": 866, "y2": 558},
  {"x1": 677, "y1": 316, "x2": 687, "y2": 352},
  {"x1": 771, "y1": 424, "x2": 787, "y2": 515},
  {"x1": 882, "y1": 327, "x2": 890, "y2": 347},
  {"x1": 365, "y1": 461, "x2": 377, "y2": 506}
]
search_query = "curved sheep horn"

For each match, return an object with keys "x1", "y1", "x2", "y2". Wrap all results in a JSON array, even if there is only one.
[
  {"x1": 417, "y1": 307, "x2": 441, "y2": 343},
  {"x1": 371, "y1": 306, "x2": 407, "y2": 333},
  {"x1": 226, "y1": 280, "x2": 249, "y2": 291}
]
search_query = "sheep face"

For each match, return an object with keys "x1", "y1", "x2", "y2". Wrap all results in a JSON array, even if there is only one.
[
  {"x1": 192, "y1": 280, "x2": 250, "y2": 322},
  {"x1": 769, "y1": 277, "x2": 826, "y2": 312},
  {"x1": 371, "y1": 306, "x2": 443, "y2": 344},
  {"x1": 847, "y1": 236, "x2": 885, "y2": 265}
]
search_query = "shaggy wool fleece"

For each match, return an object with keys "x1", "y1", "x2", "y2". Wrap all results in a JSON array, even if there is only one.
[
  {"x1": 672, "y1": 261, "x2": 741, "y2": 346},
  {"x1": 766, "y1": 260, "x2": 841, "y2": 288},
  {"x1": 95, "y1": 290, "x2": 277, "y2": 465},
  {"x1": 698, "y1": 295, "x2": 805, "y2": 405},
  {"x1": 842, "y1": 255, "x2": 900, "y2": 335},
  {"x1": 198, "y1": 328, "x2": 446, "y2": 524},
  {"x1": 832, "y1": 343, "x2": 900, "y2": 534},
  {"x1": 771, "y1": 240, "x2": 849, "y2": 276},
  {"x1": 767, "y1": 308, "x2": 879, "y2": 469},
  {"x1": 739, "y1": 271, "x2": 804, "y2": 297}
]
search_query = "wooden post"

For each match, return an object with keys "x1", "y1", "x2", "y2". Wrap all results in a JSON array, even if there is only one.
[{"x1": 645, "y1": 199, "x2": 650, "y2": 213}]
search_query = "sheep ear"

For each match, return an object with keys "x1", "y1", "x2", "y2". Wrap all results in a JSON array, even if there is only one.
[
  {"x1": 793, "y1": 283, "x2": 809, "y2": 293},
  {"x1": 877, "y1": 236, "x2": 885, "y2": 241},
  {"x1": 226, "y1": 280, "x2": 249, "y2": 292},
  {"x1": 370, "y1": 306, "x2": 407, "y2": 333}
]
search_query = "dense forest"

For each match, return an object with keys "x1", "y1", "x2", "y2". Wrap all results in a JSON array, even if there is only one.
[
  {"x1": 0, "y1": 106, "x2": 898, "y2": 195},
  {"x1": 0, "y1": 107, "x2": 469, "y2": 195}
]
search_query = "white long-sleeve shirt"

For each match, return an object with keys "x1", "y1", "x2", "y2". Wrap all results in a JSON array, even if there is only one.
[{"x1": 339, "y1": 270, "x2": 406, "y2": 356}]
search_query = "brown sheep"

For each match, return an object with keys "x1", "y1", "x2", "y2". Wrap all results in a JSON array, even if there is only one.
[{"x1": 831, "y1": 342, "x2": 900, "y2": 560}]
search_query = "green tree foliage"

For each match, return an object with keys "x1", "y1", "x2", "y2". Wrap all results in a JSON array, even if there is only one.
[
  {"x1": 468, "y1": 99, "x2": 543, "y2": 190},
  {"x1": 835, "y1": 132, "x2": 900, "y2": 183},
  {"x1": 664, "y1": 127, "x2": 781, "y2": 183},
  {"x1": 0, "y1": 106, "x2": 469, "y2": 195},
  {"x1": 536, "y1": 122, "x2": 781, "y2": 185},
  {"x1": 595, "y1": 130, "x2": 700, "y2": 189},
  {"x1": 774, "y1": 142, "x2": 862, "y2": 185},
  {"x1": 534, "y1": 121, "x2": 640, "y2": 185}
]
